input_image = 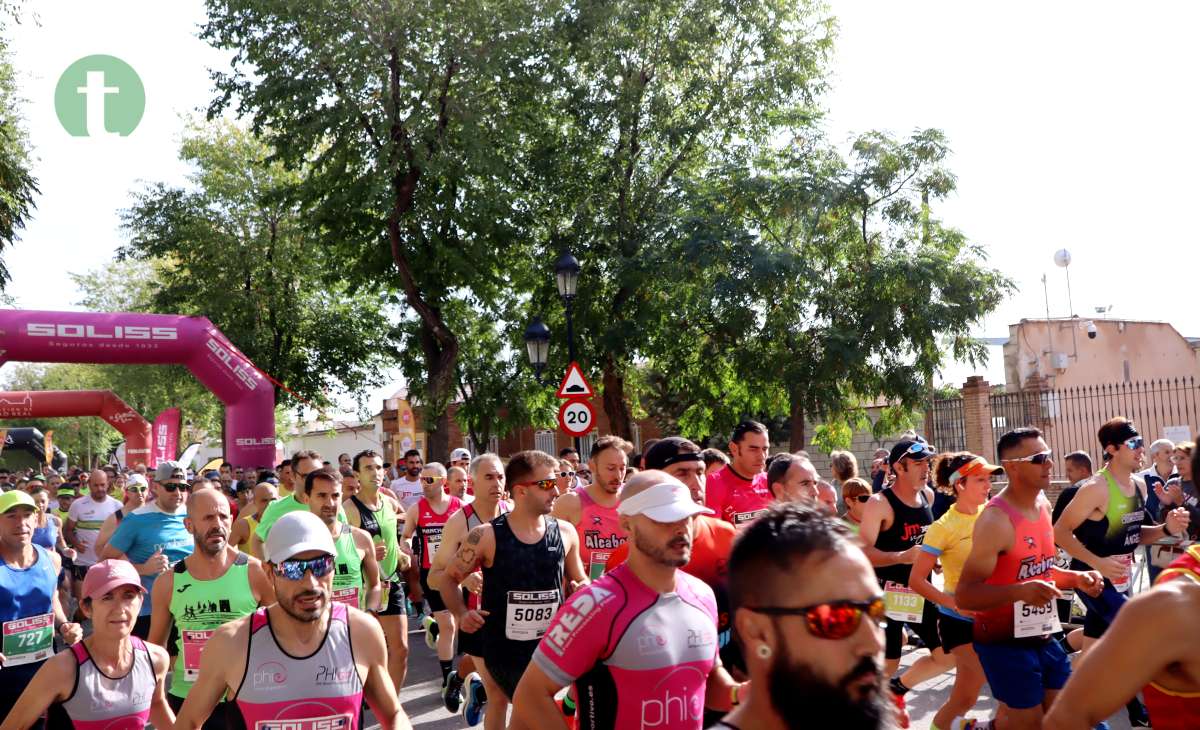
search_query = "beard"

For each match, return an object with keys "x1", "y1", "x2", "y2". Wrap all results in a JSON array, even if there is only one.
[
  {"x1": 633, "y1": 529, "x2": 690, "y2": 568},
  {"x1": 769, "y1": 649, "x2": 890, "y2": 730},
  {"x1": 279, "y1": 589, "x2": 325, "y2": 623},
  {"x1": 197, "y1": 529, "x2": 227, "y2": 556}
]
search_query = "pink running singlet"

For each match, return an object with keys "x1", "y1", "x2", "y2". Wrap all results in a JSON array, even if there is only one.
[
  {"x1": 49, "y1": 637, "x2": 155, "y2": 730},
  {"x1": 576, "y1": 489, "x2": 626, "y2": 580},
  {"x1": 233, "y1": 602, "x2": 363, "y2": 730},
  {"x1": 532, "y1": 563, "x2": 719, "y2": 730},
  {"x1": 972, "y1": 495, "x2": 1060, "y2": 644}
]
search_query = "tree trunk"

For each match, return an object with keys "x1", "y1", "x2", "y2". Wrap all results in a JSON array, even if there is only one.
[
  {"x1": 417, "y1": 319, "x2": 459, "y2": 464},
  {"x1": 601, "y1": 357, "x2": 633, "y2": 440},
  {"x1": 789, "y1": 390, "x2": 806, "y2": 452}
]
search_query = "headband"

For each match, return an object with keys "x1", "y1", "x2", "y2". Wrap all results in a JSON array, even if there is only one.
[{"x1": 656, "y1": 452, "x2": 703, "y2": 468}]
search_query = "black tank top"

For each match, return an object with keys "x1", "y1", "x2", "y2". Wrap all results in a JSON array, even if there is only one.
[
  {"x1": 481, "y1": 514, "x2": 564, "y2": 654},
  {"x1": 349, "y1": 495, "x2": 381, "y2": 537},
  {"x1": 874, "y1": 486, "x2": 933, "y2": 586}
]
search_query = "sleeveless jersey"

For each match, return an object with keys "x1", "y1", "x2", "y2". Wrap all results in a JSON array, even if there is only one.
[
  {"x1": 576, "y1": 489, "x2": 626, "y2": 580},
  {"x1": 972, "y1": 495, "x2": 1059, "y2": 644},
  {"x1": 233, "y1": 602, "x2": 363, "y2": 730},
  {"x1": 54, "y1": 507, "x2": 70, "y2": 525},
  {"x1": 461, "y1": 501, "x2": 510, "y2": 611},
  {"x1": 719, "y1": 472, "x2": 772, "y2": 528},
  {"x1": 332, "y1": 523, "x2": 365, "y2": 609},
  {"x1": 416, "y1": 496, "x2": 462, "y2": 570},
  {"x1": 349, "y1": 493, "x2": 399, "y2": 578},
  {"x1": 873, "y1": 487, "x2": 933, "y2": 586},
  {"x1": 481, "y1": 515, "x2": 565, "y2": 660},
  {"x1": 532, "y1": 564, "x2": 719, "y2": 730},
  {"x1": 168, "y1": 552, "x2": 258, "y2": 699},
  {"x1": 239, "y1": 514, "x2": 259, "y2": 553},
  {"x1": 1073, "y1": 470, "x2": 1146, "y2": 593},
  {"x1": 48, "y1": 637, "x2": 155, "y2": 730},
  {"x1": 33, "y1": 516, "x2": 58, "y2": 551},
  {"x1": 0, "y1": 544, "x2": 58, "y2": 676},
  {"x1": 1142, "y1": 545, "x2": 1200, "y2": 730}
]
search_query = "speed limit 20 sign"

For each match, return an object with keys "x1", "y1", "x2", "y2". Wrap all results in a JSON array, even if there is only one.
[{"x1": 558, "y1": 399, "x2": 595, "y2": 437}]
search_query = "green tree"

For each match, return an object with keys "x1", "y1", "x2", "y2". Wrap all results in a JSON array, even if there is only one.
[
  {"x1": 118, "y1": 120, "x2": 399, "y2": 411},
  {"x1": 0, "y1": 34, "x2": 37, "y2": 287},
  {"x1": 201, "y1": 0, "x2": 556, "y2": 460}
]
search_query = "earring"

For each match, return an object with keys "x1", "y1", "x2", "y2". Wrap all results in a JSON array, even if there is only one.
[{"x1": 757, "y1": 644, "x2": 772, "y2": 659}]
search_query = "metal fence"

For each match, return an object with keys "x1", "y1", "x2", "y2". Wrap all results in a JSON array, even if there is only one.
[
  {"x1": 989, "y1": 377, "x2": 1200, "y2": 474},
  {"x1": 926, "y1": 396, "x2": 967, "y2": 455}
]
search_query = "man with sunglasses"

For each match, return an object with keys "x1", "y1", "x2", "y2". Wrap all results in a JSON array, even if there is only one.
[
  {"x1": 515, "y1": 470, "x2": 741, "y2": 730},
  {"x1": 443, "y1": 450, "x2": 587, "y2": 715},
  {"x1": 175, "y1": 510, "x2": 411, "y2": 730},
  {"x1": 92, "y1": 473, "x2": 149, "y2": 558},
  {"x1": 957, "y1": 428, "x2": 1105, "y2": 730},
  {"x1": 717, "y1": 503, "x2": 891, "y2": 730},
  {"x1": 553, "y1": 435, "x2": 632, "y2": 580},
  {"x1": 102, "y1": 460, "x2": 194, "y2": 639},
  {"x1": 401, "y1": 463, "x2": 462, "y2": 691},
  {"x1": 859, "y1": 437, "x2": 952, "y2": 725}
]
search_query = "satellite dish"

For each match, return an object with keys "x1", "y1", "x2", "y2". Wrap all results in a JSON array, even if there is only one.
[{"x1": 1054, "y1": 249, "x2": 1072, "y2": 268}]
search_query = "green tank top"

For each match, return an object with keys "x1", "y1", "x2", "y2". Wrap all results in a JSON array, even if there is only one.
[
  {"x1": 168, "y1": 552, "x2": 258, "y2": 699},
  {"x1": 349, "y1": 494, "x2": 400, "y2": 578},
  {"x1": 332, "y1": 522, "x2": 364, "y2": 609}
]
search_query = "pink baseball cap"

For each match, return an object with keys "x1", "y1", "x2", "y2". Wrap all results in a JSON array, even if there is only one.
[{"x1": 81, "y1": 559, "x2": 145, "y2": 600}]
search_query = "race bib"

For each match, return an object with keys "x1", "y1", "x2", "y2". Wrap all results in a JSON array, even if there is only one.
[
  {"x1": 182, "y1": 629, "x2": 214, "y2": 681},
  {"x1": 255, "y1": 714, "x2": 353, "y2": 730},
  {"x1": 1111, "y1": 553, "x2": 1134, "y2": 594},
  {"x1": 505, "y1": 590, "x2": 559, "y2": 641},
  {"x1": 331, "y1": 586, "x2": 361, "y2": 609},
  {"x1": 426, "y1": 533, "x2": 442, "y2": 559},
  {"x1": 588, "y1": 550, "x2": 612, "y2": 581},
  {"x1": 1151, "y1": 543, "x2": 1187, "y2": 569},
  {"x1": 1014, "y1": 600, "x2": 1062, "y2": 638},
  {"x1": 2, "y1": 613, "x2": 54, "y2": 667},
  {"x1": 883, "y1": 581, "x2": 924, "y2": 624}
]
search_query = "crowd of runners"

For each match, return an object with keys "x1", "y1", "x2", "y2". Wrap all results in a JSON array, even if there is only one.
[{"x1": 0, "y1": 416, "x2": 1197, "y2": 729}]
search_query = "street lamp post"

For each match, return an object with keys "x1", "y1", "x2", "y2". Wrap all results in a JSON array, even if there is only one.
[
  {"x1": 523, "y1": 317, "x2": 551, "y2": 385},
  {"x1": 554, "y1": 253, "x2": 582, "y2": 455}
]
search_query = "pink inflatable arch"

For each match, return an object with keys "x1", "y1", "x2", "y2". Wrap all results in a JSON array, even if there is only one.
[
  {"x1": 0, "y1": 390, "x2": 153, "y2": 467},
  {"x1": 0, "y1": 311, "x2": 276, "y2": 467}
]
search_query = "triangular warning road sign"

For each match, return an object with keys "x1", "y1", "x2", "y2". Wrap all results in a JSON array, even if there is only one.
[{"x1": 556, "y1": 361, "x2": 594, "y2": 399}]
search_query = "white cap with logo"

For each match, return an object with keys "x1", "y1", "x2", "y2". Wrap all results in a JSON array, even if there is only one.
[
  {"x1": 618, "y1": 480, "x2": 714, "y2": 523},
  {"x1": 264, "y1": 511, "x2": 337, "y2": 563}
]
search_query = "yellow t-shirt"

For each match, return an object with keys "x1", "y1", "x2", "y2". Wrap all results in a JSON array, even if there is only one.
[{"x1": 919, "y1": 506, "x2": 980, "y2": 598}]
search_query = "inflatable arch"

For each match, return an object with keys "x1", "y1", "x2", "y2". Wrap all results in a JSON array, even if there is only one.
[
  {"x1": 4, "y1": 427, "x2": 67, "y2": 470},
  {"x1": 0, "y1": 311, "x2": 276, "y2": 467},
  {"x1": 0, "y1": 390, "x2": 152, "y2": 467}
]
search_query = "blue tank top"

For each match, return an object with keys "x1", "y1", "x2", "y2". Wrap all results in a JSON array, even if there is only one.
[
  {"x1": 33, "y1": 518, "x2": 57, "y2": 551},
  {"x1": 0, "y1": 545, "x2": 58, "y2": 678}
]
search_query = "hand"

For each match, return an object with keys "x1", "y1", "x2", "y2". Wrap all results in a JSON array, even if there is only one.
[
  {"x1": 1075, "y1": 570, "x2": 1104, "y2": 598},
  {"x1": 138, "y1": 549, "x2": 170, "y2": 576},
  {"x1": 456, "y1": 609, "x2": 489, "y2": 634},
  {"x1": 1017, "y1": 580, "x2": 1061, "y2": 607},
  {"x1": 373, "y1": 542, "x2": 386, "y2": 562},
  {"x1": 463, "y1": 571, "x2": 483, "y2": 595},
  {"x1": 399, "y1": 542, "x2": 414, "y2": 557},
  {"x1": 62, "y1": 548, "x2": 76, "y2": 561},
  {"x1": 568, "y1": 578, "x2": 589, "y2": 596},
  {"x1": 1167, "y1": 506, "x2": 1191, "y2": 537},
  {"x1": 1157, "y1": 481, "x2": 1183, "y2": 507},
  {"x1": 897, "y1": 545, "x2": 921, "y2": 564},
  {"x1": 1095, "y1": 555, "x2": 1130, "y2": 583},
  {"x1": 0, "y1": 652, "x2": 5, "y2": 666},
  {"x1": 58, "y1": 622, "x2": 82, "y2": 645},
  {"x1": 737, "y1": 680, "x2": 751, "y2": 707}
]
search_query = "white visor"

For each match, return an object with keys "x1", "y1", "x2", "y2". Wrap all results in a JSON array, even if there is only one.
[{"x1": 617, "y1": 481, "x2": 714, "y2": 523}]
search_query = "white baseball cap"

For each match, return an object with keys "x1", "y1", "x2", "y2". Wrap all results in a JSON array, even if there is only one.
[
  {"x1": 126, "y1": 474, "x2": 149, "y2": 489},
  {"x1": 450, "y1": 448, "x2": 472, "y2": 462},
  {"x1": 264, "y1": 511, "x2": 336, "y2": 563},
  {"x1": 618, "y1": 480, "x2": 714, "y2": 523}
]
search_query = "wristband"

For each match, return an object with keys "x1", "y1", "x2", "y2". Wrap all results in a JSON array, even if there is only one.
[{"x1": 731, "y1": 682, "x2": 743, "y2": 706}]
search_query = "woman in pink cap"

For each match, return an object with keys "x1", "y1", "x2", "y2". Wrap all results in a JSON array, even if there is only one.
[{"x1": 0, "y1": 559, "x2": 173, "y2": 730}]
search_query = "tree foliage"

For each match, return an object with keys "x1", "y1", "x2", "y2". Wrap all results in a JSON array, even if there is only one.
[{"x1": 0, "y1": 34, "x2": 37, "y2": 287}]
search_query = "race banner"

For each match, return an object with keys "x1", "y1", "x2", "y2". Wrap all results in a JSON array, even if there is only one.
[{"x1": 151, "y1": 408, "x2": 180, "y2": 468}]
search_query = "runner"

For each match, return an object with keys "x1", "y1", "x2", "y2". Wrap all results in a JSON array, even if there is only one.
[
  {"x1": 401, "y1": 462, "x2": 462, "y2": 691},
  {"x1": 1051, "y1": 451, "x2": 1094, "y2": 641},
  {"x1": 250, "y1": 450, "x2": 338, "y2": 558},
  {"x1": 559, "y1": 447, "x2": 584, "y2": 490},
  {"x1": 63, "y1": 468, "x2": 120, "y2": 597},
  {"x1": 390, "y1": 449, "x2": 425, "y2": 510},
  {"x1": 101, "y1": 460, "x2": 193, "y2": 640},
  {"x1": 276, "y1": 459, "x2": 294, "y2": 497},
  {"x1": 228, "y1": 480, "x2": 278, "y2": 556},
  {"x1": 857, "y1": 437, "x2": 952, "y2": 725},
  {"x1": 552, "y1": 435, "x2": 631, "y2": 580},
  {"x1": 52, "y1": 488, "x2": 74, "y2": 528},
  {"x1": 343, "y1": 449, "x2": 411, "y2": 691},
  {"x1": 448, "y1": 466, "x2": 472, "y2": 502},
  {"x1": 841, "y1": 477, "x2": 872, "y2": 534},
  {"x1": 0, "y1": 490, "x2": 82, "y2": 717},
  {"x1": 908, "y1": 452, "x2": 1001, "y2": 730},
  {"x1": 1044, "y1": 539, "x2": 1200, "y2": 730},
  {"x1": 956, "y1": 427, "x2": 1104, "y2": 730},
  {"x1": 714, "y1": 502, "x2": 891, "y2": 730},
  {"x1": 28, "y1": 485, "x2": 73, "y2": 558},
  {"x1": 515, "y1": 470, "x2": 741, "y2": 729},
  {"x1": 305, "y1": 466, "x2": 381, "y2": 611},
  {"x1": 441, "y1": 449, "x2": 587, "y2": 708},
  {"x1": 701, "y1": 448, "x2": 730, "y2": 477},
  {"x1": 451, "y1": 447, "x2": 473, "y2": 473},
  {"x1": 93, "y1": 473, "x2": 148, "y2": 558},
  {"x1": 147, "y1": 488, "x2": 273, "y2": 727},
  {"x1": 816, "y1": 481, "x2": 839, "y2": 516},
  {"x1": 430, "y1": 453, "x2": 511, "y2": 724},
  {"x1": 173, "y1": 511, "x2": 411, "y2": 730},
  {"x1": 554, "y1": 459, "x2": 575, "y2": 497},
  {"x1": 706, "y1": 420, "x2": 771, "y2": 528},
  {"x1": 0, "y1": 559, "x2": 171, "y2": 730},
  {"x1": 765, "y1": 452, "x2": 821, "y2": 505}
]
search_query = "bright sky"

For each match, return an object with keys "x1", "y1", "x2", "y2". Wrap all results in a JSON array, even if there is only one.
[{"x1": 5, "y1": 1, "x2": 1199, "y2": 405}]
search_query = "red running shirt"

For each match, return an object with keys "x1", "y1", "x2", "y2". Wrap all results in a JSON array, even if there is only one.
[
  {"x1": 971, "y1": 494, "x2": 1059, "y2": 644},
  {"x1": 416, "y1": 496, "x2": 462, "y2": 570},
  {"x1": 1143, "y1": 545, "x2": 1200, "y2": 730}
]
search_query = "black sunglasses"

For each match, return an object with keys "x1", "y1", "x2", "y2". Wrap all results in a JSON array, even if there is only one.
[
  {"x1": 160, "y1": 483, "x2": 191, "y2": 493},
  {"x1": 853, "y1": 494, "x2": 870, "y2": 503}
]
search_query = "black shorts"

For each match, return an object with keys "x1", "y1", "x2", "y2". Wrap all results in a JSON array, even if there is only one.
[
  {"x1": 459, "y1": 625, "x2": 483, "y2": 658},
  {"x1": 71, "y1": 563, "x2": 92, "y2": 582},
  {"x1": 168, "y1": 695, "x2": 230, "y2": 730},
  {"x1": 937, "y1": 611, "x2": 974, "y2": 652},
  {"x1": 376, "y1": 576, "x2": 408, "y2": 617},
  {"x1": 420, "y1": 568, "x2": 447, "y2": 612},
  {"x1": 483, "y1": 640, "x2": 538, "y2": 700},
  {"x1": 133, "y1": 614, "x2": 152, "y2": 640},
  {"x1": 884, "y1": 599, "x2": 942, "y2": 660}
]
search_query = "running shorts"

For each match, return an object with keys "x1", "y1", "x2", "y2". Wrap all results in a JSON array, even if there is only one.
[
  {"x1": 974, "y1": 639, "x2": 1071, "y2": 710},
  {"x1": 937, "y1": 611, "x2": 974, "y2": 652},
  {"x1": 884, "y1": 598, "x2": 942, "y2": 660}
]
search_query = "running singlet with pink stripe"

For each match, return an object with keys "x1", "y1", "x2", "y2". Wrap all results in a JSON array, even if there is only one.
[
  {"x1": 232, "y1": 602, "x2": 363, "y2": 730},
  {"x1": 48, "y1": 637, "x2": 155, "y2": 730},
  {"x1": 532, "y1": 563, "x2": 719, "y2": 730}
]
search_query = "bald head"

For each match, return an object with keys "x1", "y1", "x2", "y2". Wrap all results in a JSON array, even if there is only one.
[
  {"x1": 253, "y1": 482, "x2": 278, "y2": 503},
  {"x1": 187, "y1": 486, "x2": 227, "y2": 517},
  {"x1": 87, "y1": 469, "x2": 109, "y2": 499}
]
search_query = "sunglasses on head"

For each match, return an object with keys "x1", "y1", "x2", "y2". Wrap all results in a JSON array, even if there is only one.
[
  {"x1": 558, "y1": 470, "x2": 576, "y2": 478},
  {"x1": 1003, "y1": 449, "x2": 1053, "y2": 465},
  {"x1": 519, "y1": 478, "x2": 558, "y2": 492},
  {"x1": 160, "y1": 483, "x2": 191, "y2": 493},
  {"x1": 272, "y1": 554, "x2": 335, "y2": 581},
  {"x1": 745, "y1": 596, "x2": 886, "y2": 640},
  {"x1": 421, "y1": 476, "x2": 442, "y2": 485},
  {"x1": 1123, "y1": 436, "x2": 1144, "y2": 451}
]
